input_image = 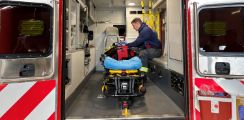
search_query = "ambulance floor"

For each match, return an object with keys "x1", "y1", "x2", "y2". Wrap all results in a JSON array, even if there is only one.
[{"x1": 65, "y1": 72, "x2": 184, "y2": 119}]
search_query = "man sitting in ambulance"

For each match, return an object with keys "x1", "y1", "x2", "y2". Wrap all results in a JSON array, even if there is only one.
[{"x1": 127, "y1": 18, "x2": 162, "y2": 73}]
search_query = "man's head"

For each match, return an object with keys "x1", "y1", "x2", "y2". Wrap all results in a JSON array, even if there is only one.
[{"x1": 131, "y1": 18, "x2": 142, "y2": 31}]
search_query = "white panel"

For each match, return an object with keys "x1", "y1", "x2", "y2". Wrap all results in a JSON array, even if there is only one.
[
  {"x1": 168, "y1": 23, "x2": 183, "y2": 61},
  {"x1": 70, "y1": 0, "x2": 77, "y2": 25},
  {"x1": 168, "y1": 57, "x2": 184, "y2": 74},
  {"x1": 199, "y1": 56, "x2": 244, "y2": 75},
  {"x1": 96, "y1": 8, "x2": 125, "y2": 24},
  {"x1": 65, "y1": 50, "x2": 85, "y2": 100},
  {"x1": 89, "y1": 47, "x2": 96, "y2": 73},
  {"x1": 152, "y1": 55, "x2": 168, "y2": 67},
  {"x1": 167, "y1": 1, "x2": 181, "y2": 23},
  {"x1": 93, "y1": 0, "x2": 110, "y2": 8},
  {"x1": 126, "y1": 7, "x2": 142, "y2": 41},
  {"x1": 89, "y1": 0, "x2": 95, "y2": 22},
  {"x1": 215, "y1": 79, "x2": 244, "y2": 96},
  {"x1": 166, "y1": 0, "x2": 183, "y2": 74}
]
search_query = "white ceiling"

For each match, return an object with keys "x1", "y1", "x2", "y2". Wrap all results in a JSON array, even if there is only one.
[
  {"x1": 93, "y1": 0, "x2": 125, "y2": 8},
  {"x1": 93, "y1": 0, "x2": 150, "y2": 8}
]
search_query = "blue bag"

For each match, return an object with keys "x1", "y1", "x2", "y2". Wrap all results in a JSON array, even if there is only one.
[{"x1": 104, "y1": 56, "x2": 142, "y2": 70}]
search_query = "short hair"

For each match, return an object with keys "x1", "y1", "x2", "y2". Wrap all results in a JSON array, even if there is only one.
[{"x1": 131, "y1": 18, "x2": 142, "y2": 24}]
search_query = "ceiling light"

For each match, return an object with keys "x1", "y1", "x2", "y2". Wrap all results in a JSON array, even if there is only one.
[{"x1": 128, "y1": 2, "x2": 136, "y2": 6}]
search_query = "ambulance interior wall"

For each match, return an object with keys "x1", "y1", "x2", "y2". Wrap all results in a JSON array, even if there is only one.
[
  {"x1": 65, "y1": 49, "x2": 96, "y2": 101},
  {"x1": 166, "y1": 0, "x2": 184, "y2": 74},
  {"x1": 126, "y1": 7, "x2": 142, "y2": 43},
  {"x1": 89, "y1": 8, "x2": 126, "y2": 70},
  {"x1": 66, "y1": 12, "x2": 96, "y2": 98},
  {"x1": 66, "y1": 52, "x2": 97, "y2": 100},
  {"x1": 65, "y1": 0, "x2": 96, "y2": 100},
  {"x1": 65, "y1": 50, "x2": 84, "y2": 100}
]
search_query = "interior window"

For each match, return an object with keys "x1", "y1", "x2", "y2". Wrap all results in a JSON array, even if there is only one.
[
  {"x1": 0, "y1": 4, "x2": 52, "y2": 56},
  {"x1": 199, "y1": 7, "x2": 244, "y2": 52}
]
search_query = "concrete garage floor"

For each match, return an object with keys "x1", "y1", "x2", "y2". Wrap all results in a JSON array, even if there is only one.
[{"x1": 66, "y1": 72, "x2": 184, "y2": 119}]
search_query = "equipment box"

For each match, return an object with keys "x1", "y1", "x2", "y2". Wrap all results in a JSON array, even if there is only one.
[{"x1": 197, "y1": 92, "x2": 232, "y2": 120}]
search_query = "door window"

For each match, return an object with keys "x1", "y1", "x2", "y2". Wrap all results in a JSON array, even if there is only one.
[
  {"x1": 199, "y1": 7, "x2": 244, "y2": 52},
  {"x1": 0, "y1": 4, "x2": 52, "y2": 57}
]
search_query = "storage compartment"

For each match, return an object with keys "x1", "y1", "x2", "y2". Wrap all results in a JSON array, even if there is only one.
[
  {"x1": 237, "y1": 97, "x2": 244, "y2": 120},
  {"x1": 197, "y1": 91, "x2": 232, "y2": 120}
]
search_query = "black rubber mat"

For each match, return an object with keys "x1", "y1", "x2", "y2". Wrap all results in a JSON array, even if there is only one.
[{"x1": 65, "y1": 72, "x2": 184, "y2": 119}]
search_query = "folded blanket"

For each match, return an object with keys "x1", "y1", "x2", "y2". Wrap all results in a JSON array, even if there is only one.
[{"x1": 104, "y1": 56, "x2": 142, "y2": 70}]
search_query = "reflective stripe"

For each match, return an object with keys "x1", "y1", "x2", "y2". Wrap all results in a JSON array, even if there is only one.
[
  {"x1": 48, "y1": 112, "x2": 55, "y2": 120},
  {"x1": 0, "y1": 82, "x2": 35, "y2": 117},
  {"x1": 1, "y1": 80, "x2": 55, "y2": 119},
  {"x1": 0, "y1": 84, "x2": 7, "y2": 92},
  {"x1": 215, "y1": 80, "x2": 244, "y2": 96},
  {"x1": 241, "y1": 80, "x2": 244, "y2": 85},
  {"x1": 25, "y1": 88, "x2": 56, "y2": 120},
  {"x1": 195, "y1": 109, "x2": 201, "y2": 120},
  {"x1": 195, "y1": 78, "x2": 225, "y2": 93}
]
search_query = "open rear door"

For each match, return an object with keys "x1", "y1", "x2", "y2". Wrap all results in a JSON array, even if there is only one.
[
  {"x1": 188, "y1": 0, "x2": 244, "y2": 120},
  {"x1": 0, "y1": 0, "x2": 62, "y2": 119}
]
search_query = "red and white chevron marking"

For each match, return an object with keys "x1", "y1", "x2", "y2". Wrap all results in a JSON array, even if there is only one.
[
  {"x1": 0, "y1": 80, "x2": 56, "y2": 120},
  {"x1": 194, "y1": 78, "x2": 226, "y2": 120},
  {"x1": 194, "y1": 78, "x2": 244, "y2": 120},
  {"x1": 241, "y1": 80, "x2": 244, "y2": 85}
]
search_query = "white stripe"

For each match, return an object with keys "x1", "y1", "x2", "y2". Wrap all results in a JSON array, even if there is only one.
[
  {"x1": 215, "y1": 79, "x2": 244, "y2": 96},
  {"x1": 194, "y1": 86, "x2": 200, "y2": 111},
  {"x1": 25, "y1": 88, "x2": 56, "y2": 120},
  {"x1": 195, "y1": 86, "x2": 199, "y2": 91},
  {"x1": 197, "y1": 96, "x2": 232, "y2": 102},
  {"x1": 0, "y1": 82, "x2": 35, "y2": 117}
]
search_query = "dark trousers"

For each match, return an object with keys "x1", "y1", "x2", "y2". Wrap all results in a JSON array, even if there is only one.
[{"x1": 139, "y1": 48, "x2": 162, "y2": 67}]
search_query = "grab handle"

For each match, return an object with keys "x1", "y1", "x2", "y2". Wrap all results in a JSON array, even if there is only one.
[
  {"x1": 215, "y1": 62, "x2": 230, "y2": 75},
  {"x1": 19, "y1": 64, "x2": 35, "y2": 77}
]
